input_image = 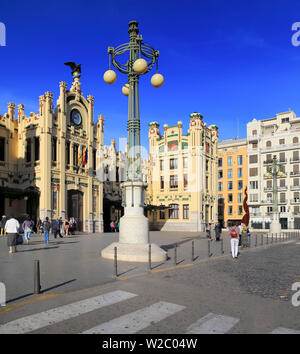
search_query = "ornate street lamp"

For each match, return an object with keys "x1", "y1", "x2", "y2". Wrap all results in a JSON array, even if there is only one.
[
  {"x1": 264, "y1": 155, "x2": 286, "y2": 233},
  {"x1": 101, "y1": 20, "x2": 166, "y2": 262}
]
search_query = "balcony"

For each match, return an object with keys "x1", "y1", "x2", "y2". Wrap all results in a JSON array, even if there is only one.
[
  {"x1": 291, "y1": 199, "x2": 300, "y2": 204},
  {"x1": 291, "y1": 185, "x2": 300, "y2": 191},
  {"x1": 263, "y1": 160, "x2": 273, "y2": 165},
  {"x1": 278, "y1": 186, "x2": 288, "y2": 191},
  {"x1": 264, "y1": 187, "x2": 273, "y2": 192},
  {"x1": 290, "y1": 157, "x2": 300, "y2": 163},
  {"x1": 261, "y1": 200, "x2": 273, "y2": 204},
  {"x1": 250, "y1": 213, "x2": 261, "y2": 217},
  {"x1": 278, "y1": 200, "x2": 287, "y2": 204},
  {"x1": 290, "y1": 171, "x2": 300, "y2": 177}
]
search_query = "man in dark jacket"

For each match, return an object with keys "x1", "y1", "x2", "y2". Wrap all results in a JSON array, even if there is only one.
[
  {"x1": 214, "y1": 221, "x2": 222, "y2": 241},
  {"x1": 43, "y1": 217, "x2": 51, "y2": 244},
  {"x1": 53, "y1": 218, "x2": 63, "y2": 238}
]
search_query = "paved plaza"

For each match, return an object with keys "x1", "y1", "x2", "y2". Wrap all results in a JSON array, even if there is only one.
[{"x1": 0, "y1": 230, "x2": 300, "y2": 334}]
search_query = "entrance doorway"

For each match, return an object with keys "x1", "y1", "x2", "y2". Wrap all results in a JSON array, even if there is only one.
[{"x1": 67, "y1": 190, "x2": 83, "y2": 231}]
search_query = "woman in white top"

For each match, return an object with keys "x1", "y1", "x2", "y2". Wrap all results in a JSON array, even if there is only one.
[{"x1": 5, "y1": 217, "x2": 20, "y2": 254}]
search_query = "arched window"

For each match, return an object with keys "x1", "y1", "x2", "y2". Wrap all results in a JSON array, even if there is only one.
[{"x1": 293, "y1": 137, "x2": 299, "y2": 144}]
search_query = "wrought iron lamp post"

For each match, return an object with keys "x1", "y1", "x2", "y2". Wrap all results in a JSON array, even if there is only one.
[
  {"x1": 265, "y1": 155, "x2": 285, "y2": 233},
  {"x1": 101, "y1": 20, "x2": 166, "y2": 262}
]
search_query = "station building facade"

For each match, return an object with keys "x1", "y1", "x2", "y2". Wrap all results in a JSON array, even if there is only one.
[
  {"x1": 0, "y1": 77, "x2": 104, "y2": 232},
  {"x1": 147, "y1": 113, "x2": 218, "y2": 231}
]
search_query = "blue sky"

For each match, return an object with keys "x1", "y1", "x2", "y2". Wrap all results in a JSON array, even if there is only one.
[{"x1": 1, "y1": 0, "x2": 300, "y2": 149}]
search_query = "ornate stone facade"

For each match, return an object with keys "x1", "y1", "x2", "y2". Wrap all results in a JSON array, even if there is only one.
[
  {"x1": 0, "y1": 77, "x2": 104, "y2": 232},
  {"x1": 147, "y1": 113, "x2": 218, "y2": 231}
]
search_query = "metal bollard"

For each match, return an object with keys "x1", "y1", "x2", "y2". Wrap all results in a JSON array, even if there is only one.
[
  {"x1": 174, "y1": 244, "x2": 177, "y2": 266},
  {"x1": 266, "y1": 233, "x2": 268, "y2": 245},
  {"x1": 114, "y1": 247, "x2": 118, "y2": 278},
  {"x1": 208, "y1": 239, "x2": 212, "y2": 257},
  {"x1": 148, "y1": 244, "x2": 151, "y2": 272},
  {"x1": 191, "y1": 240, "x2": 195, "y2": 262},
  {"x1": 34, "y1": 260, "x2": 41, "y2": 294},
  {"x1": 221, "y1": 238, "x2": 224, "y2": 254},
  {"x1": 255, "y1": 233, "x2": 257, "y2": 247},
  {"x1": 271, "y1": 233, "x2": 273, "y2": 244},
  {"x1": 261, "y1": 234, "x2": 264, "y2": 246}
]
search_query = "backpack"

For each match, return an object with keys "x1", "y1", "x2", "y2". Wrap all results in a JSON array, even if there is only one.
[{"x1": 230, "y1": 227, "x2": 238, "y2": 238}]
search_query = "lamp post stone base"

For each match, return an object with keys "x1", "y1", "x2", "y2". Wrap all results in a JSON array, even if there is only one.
[
  {"x1": 101, "y1": 181, "x2": 166, "y2": 262},
  {"x1": 101, "y1": 242, "x2": 167, "y2": 262},
  {"x1": 270, "y1": 220, "x2": 281, "y2": 234}
]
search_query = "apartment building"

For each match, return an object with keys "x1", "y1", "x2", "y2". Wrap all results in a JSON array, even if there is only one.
[
  {"x1": 217, "y1": 138, "x2": 248, "y2": 227},
  {"x1": 247, "y1": 111, "x2": 300, "y2": 229},
  {"x1": 147, "y1": 113, "x2": 218, "y2": 231}
]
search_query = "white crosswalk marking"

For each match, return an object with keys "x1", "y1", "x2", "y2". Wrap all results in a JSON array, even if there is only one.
[
  {"x1": 0, "y1": 290, "x2": 137, "y2": 334},
  {"x1": 82, "y1": 301, "x2": 185, "y2": 334},
  {"x1": 186, "y1": 313, "x2": 239, "y2": 334},
  {"x1": 271, "y1": 327, "x2": 300, "y2": 334}
]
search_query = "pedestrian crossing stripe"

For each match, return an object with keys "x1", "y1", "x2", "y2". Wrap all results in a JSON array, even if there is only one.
[
  {"x1": 0, "y1": 290, "x2": 299, "y2": 334},
  {"x1": 82, "y1": 301, "x2": 185, "y2": 334},
  {"x1": 271, "y1": 327, "x2": 300, "y2": 334},
  {"x1": 0, "y1": 290, "x2": 137, "y2": 334},
  {"x1": 186, "y1": 313, "x2": 239, "y2": 334}
]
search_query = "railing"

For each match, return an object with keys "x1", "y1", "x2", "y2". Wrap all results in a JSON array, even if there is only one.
[
  {"x1": 291, "y1": 186, "x2": 300, "y2": 191},
  {"x1": 278, "y1": 186, "x2": 288, "y2": 191},
  {"x1": 290, "y1": 171, "x2": 300, "y2": 177},
  {"x1": 290, "y1": 157, "x2": 300, "y2": 163},
  {"x1": 264, "y1": 187, "x2": 273, "y2": 192},
  {"x1": 291, "y1": 199, "x2": 300, "y2": 204}
]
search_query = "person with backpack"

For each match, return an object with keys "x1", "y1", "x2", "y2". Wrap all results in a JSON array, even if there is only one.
[
  {"x1": 42, "y1": 217, "x2": 51, "y2": 244},
  {"x1": 22, "y1": 216, "x2": 32, "y2": 244},
  {"x1": 229, "y1": 222, "x2": 240, "y2": 259}
]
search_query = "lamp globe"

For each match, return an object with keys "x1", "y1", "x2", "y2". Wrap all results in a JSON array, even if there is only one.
[
  {"x1": 122, "y1": 83, "x2": 129, "y2": 96},
  {"x1": 103, "y1": 70, "x2": 117, "y2": 84},
  {"x1": 151, "y1": 73, "x2": 164, "y2": 88},
  {"x1": 133, "y1": 58, "x2": 148, "y2": 74}
]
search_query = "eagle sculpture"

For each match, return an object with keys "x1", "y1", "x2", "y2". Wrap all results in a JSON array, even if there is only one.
[{"x1": 64, "y1": 62, "x2": 81, "y2": 77}]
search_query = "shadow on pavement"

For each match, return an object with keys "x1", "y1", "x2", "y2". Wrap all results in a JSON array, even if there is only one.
[{"x1": 17, "y1": 246, "x2": 60, "y2": 252}]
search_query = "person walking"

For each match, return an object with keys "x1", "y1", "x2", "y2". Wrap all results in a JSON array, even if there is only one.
[
  {"x1": 110, "y1": 221, "x2": 115, "y2": 233},
  {"x1": 117, "y1": 220, "x2": 120, "y2": 232},
  {"x1": 205, "y1": 223, "x2": 211, "y2": 239},
  {"x1": 22, "y1": 216, "x2": 32, "y2": 244},
  {"x1": 36, "y1": 217, "x2": 42, "y2": 235},
  {"x1": 5, "y1": 216, "x2": 20, "y2": 254},
  {"x1": 53, "y1": 218, "x2": 63, "y2": 238},
  {"x1": 229, "y1": 222, "x2": 240, "y2": 259},
  {"x1": 42, "y1": 217, "x2": 51, "y2": 244},
  {"x1": 215, "y1": 221, "x2": 222, "y2": 241},
  {"x1": 241, "y1": 224, "x2": 249, "y2": 248},
  {"x1": 0, "y1": 215, "x2": 7, "y2": 237}
]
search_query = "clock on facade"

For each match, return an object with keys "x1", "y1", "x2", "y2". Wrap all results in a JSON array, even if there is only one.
[{"x1": 71, "y1": 109, "x2": 82, "y2": 126}]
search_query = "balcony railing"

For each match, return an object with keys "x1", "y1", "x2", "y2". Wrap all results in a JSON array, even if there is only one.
[
  {"x1": 290, "y1": 171, "x2": 300, "y2": 177},
  {"x1": 291, "y1": 199, "x2": 300, "y2": 204},
  {"x1": 261, "y1": 200, "x2": 273, "y2": 204},
  {"x1": 290, "y1": 157, "x2": 300, "y2": 163},
  {"x1": 263, "y1": 160, "x2": 273, "y2": 165},
  {"x1": 291, "y1": 185, "x2": 300, "y2": 191},
  {"x1": 264, "y1": 187, "x2": 273, "y2": 192},
  {"x1": 278, "y1": 186, "x2": 288, "y2": 191}
]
